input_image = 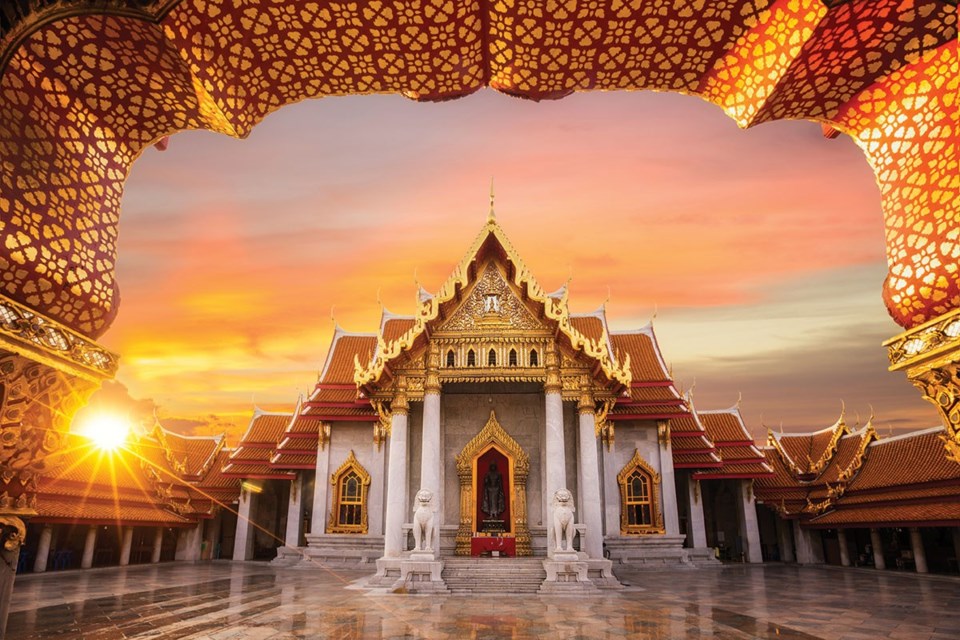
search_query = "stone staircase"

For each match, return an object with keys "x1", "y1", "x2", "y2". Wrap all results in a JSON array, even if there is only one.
[{"x1": 441, "y1": 557, "x2": 547, "y2": 594}]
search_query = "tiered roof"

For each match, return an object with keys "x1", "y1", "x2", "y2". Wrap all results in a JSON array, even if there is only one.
[
  {"x1": 222, "y1": 410, "x2": 297, "y2": 480},
  {"x1": 681, "y1": 402, "x2": 773, "y2": 480},
  {"x1": 32, "y1": 424, "x2": 240, "y2": 528},
  {"x1": 755, "y1": 414, "x2": 960, "y2": 527},
  {"x1": 609, "y1": 325, "x2": 688, "y2": 422}
]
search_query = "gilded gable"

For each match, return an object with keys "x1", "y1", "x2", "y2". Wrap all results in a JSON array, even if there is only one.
[{"x1": 438, "y1": 263, "x2": 543, "y2": 333}]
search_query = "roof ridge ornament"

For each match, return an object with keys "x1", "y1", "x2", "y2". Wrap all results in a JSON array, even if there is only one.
[{"x1": 488, "y1": 178, "x2": 495, "y2": 223}]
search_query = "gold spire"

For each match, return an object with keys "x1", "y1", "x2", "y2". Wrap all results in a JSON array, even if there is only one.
[{"x1": 488, "y1": 178, "x2": 496, "y2": 223}]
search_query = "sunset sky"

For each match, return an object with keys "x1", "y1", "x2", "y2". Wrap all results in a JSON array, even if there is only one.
[{"x1": 85, "y1": 88, "x2": 940, "y2": 443}]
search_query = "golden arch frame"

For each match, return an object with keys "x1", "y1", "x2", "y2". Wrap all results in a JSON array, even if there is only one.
[{"x1": 454, "y1": 410, "x2": 531, "y2": 556}]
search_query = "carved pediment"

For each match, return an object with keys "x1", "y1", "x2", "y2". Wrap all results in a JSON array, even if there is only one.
[{"x1": 438, "y1": 263, "x2": 543, "y2": 333}]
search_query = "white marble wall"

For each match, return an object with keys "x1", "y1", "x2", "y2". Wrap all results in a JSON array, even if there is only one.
[{"x1": 324, "y1": 422, "x2": 386, "y2": 534}]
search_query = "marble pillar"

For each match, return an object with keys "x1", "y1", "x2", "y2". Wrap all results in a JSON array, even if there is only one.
[
  {"x1": 176, "y1": 525, "x2": 203, "y2": 562},
  {"x1": 909, "y1": 527, "x2": 928, "y2": 573},
  {"x1": 119, "y1": 527, "x2": 133, "y2": 566},
  {"x1": 601, "y1": 443, "x2": 621, "y2": 536},
  {"x1": 686, "y1": 477, "x2": 708, "y2": 549},
  {"x1": 576, "y1": 394, "x2": 603, "y2": 558},
  {"x1": 151, "y1": 527, "x2": 163, "y2": 563},
  {"x1": 80, "y1": 526, "x2": 97, "y2": 569},
  {"x1": 794, "y1": 520, "x2": 823, "y2": 564},
  {"x1": 33, "y1": 525, "x2": 53, "y2": 573},
  {"x1": 206, "y1": 513, "x2": 222, "y2": 560},
  {"x1": 421, "y1": 391, "x2": 441, "y2": 554},
  {"x1": 736, "y1": 480, "x2": 763, "y2": 563},
  {"x1": 311, "y1": 430, "x2": 332, "y2": 535},
  {"x1": 383, "y1": 385, "x2": 410, "y2": 558},
  {"x1": 544, "y1": 344, "x2": 566, "y2": 516},
  {"x1": 870, "y1": 528, "x2": 886, "y2": 570},
  {"x1": 233, "y1": 488, "x2": 257, "y2": 561},
  {"x1": 775, "y1": 517, "x2": 795, "y2": 563},
  {"x1": 658, "y1": 422, "x2": 680, "y2": 536},
  {"x1": 952, "y1": 528, "x2": 960, "y2": 571},
  {"x1": 284, "y1": 473, "x2": 304, "y2": 547},
  {"x1": 837, "y1": 529, "x2": 851, "y2": 567}
]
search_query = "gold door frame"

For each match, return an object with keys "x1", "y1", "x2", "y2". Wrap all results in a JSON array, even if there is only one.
[{"x1": 455, "y1": 410, "x2": 531, "y2": 556}]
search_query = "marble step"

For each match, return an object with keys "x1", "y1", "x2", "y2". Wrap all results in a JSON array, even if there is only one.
[{"x1": 441, "y1": 558, "x2": 547, "y2": 593}]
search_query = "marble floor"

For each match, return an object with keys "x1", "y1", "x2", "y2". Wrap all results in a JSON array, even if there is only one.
[{"x1": 5, "y1": 561, "x2": 959, "y2": 639}]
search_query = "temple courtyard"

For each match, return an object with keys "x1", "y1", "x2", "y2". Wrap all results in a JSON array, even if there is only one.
[{"x1": 5, "y1": 562, "x2": 958, "y2": 640}]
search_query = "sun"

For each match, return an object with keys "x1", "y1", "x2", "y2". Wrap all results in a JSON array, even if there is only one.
[{"x1": 77, "y1": 413, "x2": 131, "y2": 451}]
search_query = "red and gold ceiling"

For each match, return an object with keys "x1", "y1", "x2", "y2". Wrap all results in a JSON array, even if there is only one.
[{"x1": 0, "y1": 0, "x2": 956, "y2": 338}]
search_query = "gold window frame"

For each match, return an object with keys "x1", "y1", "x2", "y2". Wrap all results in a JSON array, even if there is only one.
[
  {"x1": 617, "y1": 449, "x2": 665, "y2": 535},
  {"x1": 327, "y1": 450, "x2": 371, "y2": 534}
]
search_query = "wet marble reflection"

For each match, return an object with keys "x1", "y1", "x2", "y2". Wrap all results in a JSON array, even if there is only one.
[{"x1": 6, "y1": 562, "x2": 960, "y2": 639}]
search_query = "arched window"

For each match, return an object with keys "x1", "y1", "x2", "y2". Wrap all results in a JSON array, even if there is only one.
[
  {"x1": 328, "y1": 451, "x2": 371, "y2": 534},
  {"x1": 509, "y1": 348, "x2": 518, "y2": 366},
  {"x1": 467, "y1": 349, "x2": 476, "y2": 367},
  {"x1": 446, "y1": 349, "x2": 455, "y2": 367},
  {"x1": 617, "y1": 449, "x2": 663, "y2": 535},
  {"x1": 488, "y1": 348, "x2": 497, "y2": 366},
  {"x1": 529, "y1": 349, "x2": 539, "y2": 367}
]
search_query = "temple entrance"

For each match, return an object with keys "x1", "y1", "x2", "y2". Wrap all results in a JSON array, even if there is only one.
[{"x1": 455, "y1": 411, "x2": 531, "y2": 556}]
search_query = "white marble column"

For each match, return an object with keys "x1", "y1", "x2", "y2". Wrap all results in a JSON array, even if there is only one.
[
  {"x1": 119, "y1": 527, "x2": 133, "y2": 566},
  {"x1": 383, "y1": 382, "x2": 410, "y2": 558},
  {"x1": 736, "y1": 480, "x2": 763, "y2": 563},
  {"x1": 33, "y1": 525, "x2": 53, "y2": 573},
  {"x1": 205, "y1": 513, "x2": 222, "y2": 560},
  {"x1": 80, "y1": 526, "x2": 97, "y2": 569},
  {"x1": 794, "y1": 520, "x2": 824, "y2": 564},
  {"x1": 686, "y1": 477, "x2": 708, "y2": 549},
  {"x1": 909, "y1": 527, "x2": 928, "y2": 573},
  {"x1": 151, "y1": 527, "x2": 163, "y2": 563},
  {"x1": 837, "y1": 529, "x2": 851, "y2": 567},
  {"x1": 775, "y1": 517, "x2": 795, "y2": 562},
  {"x1": 658, "y1": 421, "x2": 681, "y2": 536},
  {"x1": 233, "y1": 488, "x2": 257, "y2": 561},
  {"x1": 421, "y1": 351, "x2": 442, "y2": 554},
  {"x1": 544, "y1": 344, "x2": 566, "y2": 500},
  {"x1": 576, "y1": 387, "x2": 604, "y2": 558},
  {"x1": 311, "y1": 428, "x2": 332, "y2": 536},
  {"x1": 176, "y1": 524, "x2": 203, "y2": 562},
  {"x1": 601, "y1": 442, "x2": 621, "y2": 536},
  {"x1": 284, "y1": 473, "x2": 304, "y2": 547},
  {"x1": 870, "y1": 528, "x2": 885, "y2": 570}
]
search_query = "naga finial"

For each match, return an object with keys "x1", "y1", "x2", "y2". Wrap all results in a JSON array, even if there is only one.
[{"x1": 488, "y1": 178, "x2": 496, "y2": 223}]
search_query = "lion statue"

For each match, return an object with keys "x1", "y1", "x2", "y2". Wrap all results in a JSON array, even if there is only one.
[
  {"x1": 412, "y1": 488, "x2": 435, "y2": 552},
  {"x1": 551, "y1": 488, "x2": 576, "y2": 552}
]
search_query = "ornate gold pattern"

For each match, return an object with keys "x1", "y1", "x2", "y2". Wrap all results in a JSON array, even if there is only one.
[
  {"x1": 439, "y1": 264, "x2": 542, "y2": 332},
  {"x1": 617, "y1": 449, "x2": 664, "y2": 535},
  {"x1": 0, "y1": 515, "x2": 26, "y2": 555},
  {"x1": 886, "y1": 310, "x2": 960, "y2": 464},
  {"x1": 0, "y1": 351, "x2": 99, "y2": 516},
  {"x1": 0, "y1": 294, "x2": 118, "y2": 380},
  {"x1": 356, "y1": 219, "x2": 631, "y2": 389},
  {"x1": 0, "y1": 2, "x2": 954, "y2": 337},
  {"x1": 327, "y1": 450, "x2": 371, "y2": 534},
  {"x1": 596, "y1": 399, "x2": 615, "y2": 449},
  {"x1": 454, "y1": 410, "x2": 531, "y2": 556}
]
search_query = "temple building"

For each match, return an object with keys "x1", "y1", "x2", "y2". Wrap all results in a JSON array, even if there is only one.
[{"x1": 12, "y1": 216, "x2": 960, "y2": 590}]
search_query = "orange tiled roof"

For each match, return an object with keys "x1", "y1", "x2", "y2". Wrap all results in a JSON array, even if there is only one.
[
  {"x1": 809, "y1": 500, "x2": 960, "y2": 527},
  {"x1": 610, "y1": 329, "x2": 671, "y2": 383},
  {"x1": 34, "y1": 497, "x2": 192, "y2": 525},
  {"x1": 570, "y1": 314, "x2": 605, "y2": 343},
  {"x1": 151, "y1": 425, "x2": 224, "y2": 479},
  {"x1": 382, "y1": 316, "x2": 416, "y2": 343},
  {"x1": 320, "y1": 331, "x2": 377, "y2": 384},
  {"x1": 848, "y1": 428, "x2": 960, "y2": 491},
  {"x1": 238, "y1": 412, "x2": 291, "y2": 445}
]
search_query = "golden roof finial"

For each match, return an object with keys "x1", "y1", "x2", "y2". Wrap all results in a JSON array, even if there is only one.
[
  {"x1": 488, "y1": 178, "x2": 496, "y2": 223},
  {"x1": 736, "y1": 391, "x2": 743, "y2": 409}
]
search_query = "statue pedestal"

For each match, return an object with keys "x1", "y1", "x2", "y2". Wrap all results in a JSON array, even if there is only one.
[
  {"x1": 396, "y1": 558, "x2": 449, "y2": 594},
  {"x1": 539, "y1": 557, "x2": 598, "y2": 594}
]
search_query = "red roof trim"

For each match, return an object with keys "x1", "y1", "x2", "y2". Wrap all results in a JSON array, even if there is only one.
[
  {"x1": 804, "y1": 518, "x2": 960, "y2": 530},
  {"x1": 315, "y1": 383, "x2": 356, "y2": 390},
  {"x1": 274, "y1": 449, "x2": 317, "y2": 456},
  {"x1": 281, "y1": 432, "x2": 319, "y2": 439},
  {"x1": 298, "y1": 414, "x2": 377, "y2": 422},
  {"x1": 270, "y1": 463, "x2": 317, "y2": 470},
  {"x1": 671, "y1": 431, "x2": 709, "y2": 438},
  {"x1": 718, "y1": 457, "x2": 767, "y2": 465},
  {"x1": 221, "y1": 472, "x2": 296, "y2": 480},
  {"x1": 610, "y1": 412, "x2": 689, "y2": 421},
  {"x1": 693, "y1": 472, "x2": 775, "y2": 480},
  {"x1": 303, "y1": 402, "x2": 370, "y2": 409},
  {"x1": 32, "y1": 517, "x2": 193, "y2": 527},
  {"x1": 674, "y1": 462, "x2": 725, "y2": 469},
  {"x1": 714, "y1": 440, "x2": 756, "y2": 447},
  {"x1": 620, "y1": 400, "x2": 685, "y2": 408},
  {"x1": 631, "y1": 381, "x2": 672, "y2": 388}
]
